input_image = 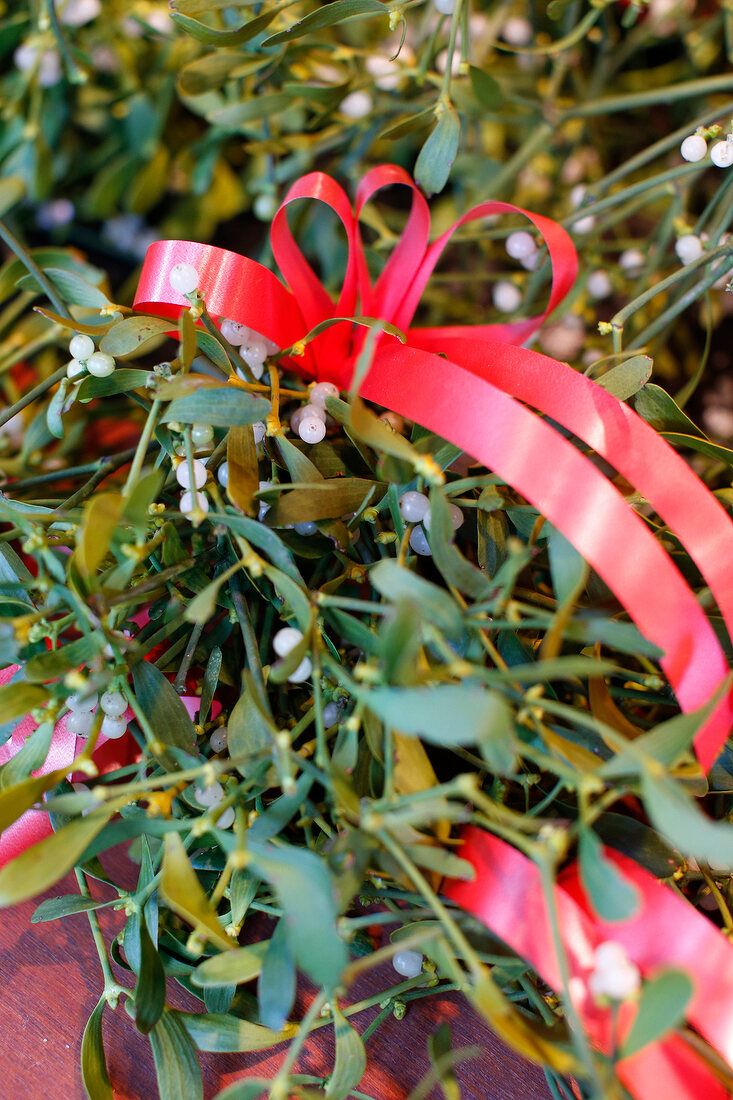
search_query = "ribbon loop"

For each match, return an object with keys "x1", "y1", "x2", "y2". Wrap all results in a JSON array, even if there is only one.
[
  {"x1": 354, "y1": 164, "x2": 431, "y2": 322},
  {"x1": 135, "y1": 239, "x2": 305, "y2": 354},
  {"x1": 394, "y1": 200, "x2": 578, "y2": 339}
]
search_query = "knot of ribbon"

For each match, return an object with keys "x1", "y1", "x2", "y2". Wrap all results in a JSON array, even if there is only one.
[
  {"x1": 135, "y1": 163, "x2": 733, "y2": 773},
  {"x1": 135, "y1": 163, "x2": 575, "y2": 388}
]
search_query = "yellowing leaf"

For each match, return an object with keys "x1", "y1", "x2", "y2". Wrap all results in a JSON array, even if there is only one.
[
  {"x1": 73, "y1": 492, "x2": 123, "y2": 579},
  {"x1": 392, "y1": 735, "x2": 449, "y2": 887},
  {"x1": 226, "y1": 424, "x2": 259, "y2": 515},
  {"x1": 540, "y1": 726, "x2": 600, "y2": 773},
  {"x1": 160, "y1": 832, "x2": 234, "y2": 952},
  {"x1": 0, "y1": 680, "x2": 50, "y2": 724},
  {"x1": 589, "y1": 672, "x2": 643, "y2": 746},
  {"x1": 0, "y1": 805, "x2": 117, "y2": 906}
]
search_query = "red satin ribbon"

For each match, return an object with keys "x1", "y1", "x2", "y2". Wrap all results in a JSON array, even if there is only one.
[
  {"x1": 134, "y1": 164, "x2": 733, "y2": 772},
  {"x1": 446, "y1": 826, "x2": 733, "y2": 1099}
]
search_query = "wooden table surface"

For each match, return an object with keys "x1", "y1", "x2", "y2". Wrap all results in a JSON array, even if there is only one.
[{"x1": 0, "y1": 849, "x2": 551, "y2": 1100}]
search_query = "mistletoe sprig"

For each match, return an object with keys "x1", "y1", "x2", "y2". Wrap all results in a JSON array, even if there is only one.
[{"x1": 0, "y1": 225, "x2": 730, "y2": 1100}]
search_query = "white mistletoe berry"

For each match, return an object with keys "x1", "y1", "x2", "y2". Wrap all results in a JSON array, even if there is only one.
[
  {"x1": 101, "y1": 714, "x2": 127, "y2": 739},
  {"x1": 506, "y1": 231, "x2": 536, "y2": 260},
  {"x1": 675, "y1": 234, "x2": 704, "y2": 265},
  {"x1": 69, "y1": 334, "x2": 95, "y2": 361},
  {"x1": 588, "y1": 942, "x2": 641, "y2": 1002},
  {"x1": 309, "y1": 382, "x2": 339, "y2": 410},
  {"x1": 680, "y1": 134, "x2": 707, "y2": 162},
  {"x1": 393, "y1": 950, "x2": 424, "y2": 977},
  {"x1": 298, "y1": 415, "x2": 326, "y2": 444},
  {"x1": 86, "y1": 352, "x2": 115, "y2": 378},
  {"x1": 169, "y1": 262, "x2": 199, "y2": 295},
  {"x1": 209, "y1": 726, "x2": 228, "y2": 753},
  {"x1": 399, "y1": 491, "x2": 430, "y2": 523},
  {"x1": 100, "y1": 690, "x2": 127, "y2": 718},
  {"x1": 175, "y1": 458, "x2": 207, "y2": 490},
  {"x1": 710, "y1": 139, "x2": 733, "y2": 168},
  {"x1": 493, "y1": 281, "x2": 522, "y2": 313},
  {"x1": 273, "y1": 627, "x2": 303, "y2": 657},
  {"x1": 220, "y1": 318, "x2": 249, "y2": 346},
  {"x1": 180, "y1": 490, "x2": 209, "y2": 516},
  {"x1": 409, "y1": 525, "x2": 432, "y2": 556}
]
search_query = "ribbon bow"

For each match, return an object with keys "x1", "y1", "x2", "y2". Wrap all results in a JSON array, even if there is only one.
[
  {"x1": 446, "y1": 827, "x2": 733, "y2": 1100},
  {"x1": 135, "y1": 163, "x2": 733, "y2": 772}
]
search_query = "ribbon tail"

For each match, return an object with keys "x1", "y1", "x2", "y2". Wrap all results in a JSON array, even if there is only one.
[
  {"x1": 364, "y1": 343, "x2": 732, "y2": 766},
  {"x1": 560, "y1": 851, "x2": 733, "y2": 1069},
  {"x1": 446, "y1": 829, "x2": 733, "y2": 1100},
  {"x1": 406, "y1": 332, "x2": 733, "y2": 770}
]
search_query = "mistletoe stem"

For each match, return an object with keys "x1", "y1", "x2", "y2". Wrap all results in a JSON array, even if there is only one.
[
  {"x1": 0, "y1": 366, "x2": 67, "y2": 430},
  {"x1": 0, "y1": 218, "x2": 69, "y2": 319},
  {"x1": 0, "y1": 447, "x2": 141, "y2": 492},
  {"x1": 172, "y1": 622, "x2": 204, "y2": 695},
  {"x1": 229, "y1": 570, "x2": 266, "y2": 699},
  {"x1": 74, "y1": 869, "x2": 126, "y2": 1006},
  {"x1": 122, "y1": 400, "x2": 161, "y2": 499}
]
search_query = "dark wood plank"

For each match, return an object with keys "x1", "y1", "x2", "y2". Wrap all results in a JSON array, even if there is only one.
[{"x1": 0, "y1": 848, "x2": 551, "y2": 1100}]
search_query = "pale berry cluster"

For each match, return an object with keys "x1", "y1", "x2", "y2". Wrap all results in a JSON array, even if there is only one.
[
  {"x1": 219, "y1": 317, "x2": 279, "y2": 381},
  {"x1": 505, "y1": 230, "x2": 540, "y2": 271},
  {"x1": 66, "y1": 333, "x2": 116, "y2": 381},
  {"x1": 14, "y1": 43, "x2": 62, "y2": 87},
  {"x1": 569, "y1": 184, "x2": 596, "y2": 235},
  {"x1": 193, "y1": 780, "x2": 235, "y2": 828},
  {"x1": 169, "y1": 261, "x2": 279, "y2": 382},
  {"x1": 399, "y1": 490, "x2": 463, "y2": 557},
  {"x1": 272, "y1": 626, "x2": 312, "y2": 683},
  {"x1": 291, "y1": 381, "x2": 339, "y2": 445},
  {"x1": 65, "y1": 688, "x2": 128, "y2": 740},
  {"x1": 167, "y1": 260, "x2": 278, "y2": 466},
  {"x1": 175, "y1": 455, "x2": 210, "y2": 519},
  {"x1": 680, "y1": 129, "x2": 733, "y2": 168}
]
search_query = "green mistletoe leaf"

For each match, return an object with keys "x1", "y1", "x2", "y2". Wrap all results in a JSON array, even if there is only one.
[
  {"x1": 162, "y1": 387, "x2": 270, "y2": 427},
  {"x1": 81, "y1": 995, "x2": 113, "y2": 1100},
  {"x1": 621, "y1": 970, "x2": 694, "y2": 1059},
  {"x1": 263, "y1": 0, "x2": 388, "y2": 46},
  {"x1": 414, "y1": 105, "x2": 460, "y2": 196},
  {"x1": 149, "y1": 1010, "x2": 204, "y2": 1100}
]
